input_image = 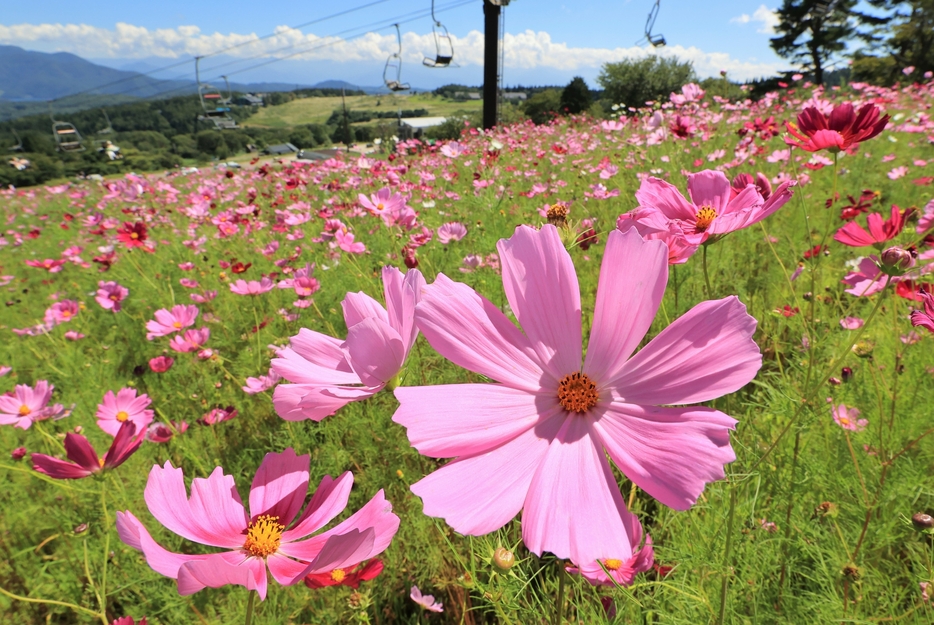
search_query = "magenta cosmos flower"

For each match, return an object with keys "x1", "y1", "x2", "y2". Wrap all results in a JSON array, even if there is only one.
[
  {"x1": 115, "y1": 449, "x2": 399, "y2": 600},
  {"x1": 566, "y1": 513, "x2": 653, "y2": 587},
  {"x1": 96, "y1": 388, "x2": 154, "y2": 436},
  {"x1": 0, "y1": 380, "x2": 62, "y2": 429},
  {"x1": 146, "y1": 305, "x2": 199, "y2": 339},
  {"x1": 272, "y1": 267, "x2": 425, "y2": 421},
  {"x1": 785, "y1": 102, "x2": 889, "y2": 153},
  {"x1": 393, "y1": 226, "x2": 761, "y2": 565},
  {"x1": 911, "y1": 290, "x2": 934, "y2": 334},
  {"x1": 833, "y1": 204, "x2": 907, "y2": 248},
  {"x1": 32, "y1": 421, "x2": 145, "y2": 479},
  {"x1": 96, "y1": 281, "x2": 129, "y2": 312}
]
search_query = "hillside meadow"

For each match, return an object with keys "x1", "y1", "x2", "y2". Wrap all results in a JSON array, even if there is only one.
[{"x1": 1, "y1": 77, "x2": 934, "y2": 624}]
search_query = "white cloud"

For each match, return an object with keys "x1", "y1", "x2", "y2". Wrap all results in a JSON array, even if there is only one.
[
  {"x1": 0, "y1": 21, "x2": 783, "y2": 81},
  {"x1": 731, "y1": 5, "x2": 780, "y2": 34}
]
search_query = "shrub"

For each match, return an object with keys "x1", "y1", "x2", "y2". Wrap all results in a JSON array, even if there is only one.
[{"x1": 597, "y1": 56, "x2": 697, "y2": 110}]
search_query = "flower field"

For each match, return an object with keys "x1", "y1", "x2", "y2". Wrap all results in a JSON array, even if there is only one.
[{"x1": 2, "y1": 77, "x2": 934, "y2": 624}]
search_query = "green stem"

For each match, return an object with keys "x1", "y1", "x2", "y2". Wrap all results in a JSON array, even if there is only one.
[
  {"x1": 716, "y1": 486, "x2": 738, "y2": 625},
  {"x1": 777, "y1": 430, "x2": 802, "y2": 606},
  {"x1": 245, "y1": 589, "x2": 257, "y2": 625},
  {"x1": 99, "y1": 484, "x2": 111, "y2": 623},
  {"x1": 553, "y1": 560, "x2": 566, "y2": 625},
  {"x1": 702, "y1": 244, "x2": 713, "y2": 299}
]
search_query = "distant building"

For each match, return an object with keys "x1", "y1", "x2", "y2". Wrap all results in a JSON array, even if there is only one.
[
  {"x1": 264, "y1": 143, "x2": 299, "y2": 155},
  {"x1": 236, "y1": 94, "x2": 264, "y2": 106},
  {"x1": 398, "y1": 117, "x2": 448, "y2": 139},
  {"x1": 453, "y1": 91, "x2": 481, "y2": 100},
  {"x1": 502, "y1": 92, "x2": 527, "y2": 101}
]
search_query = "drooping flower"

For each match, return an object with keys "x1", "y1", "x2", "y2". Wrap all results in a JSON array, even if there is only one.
[
  {"x1": 839, "y1": 317, "x2": 864, "y2": 330},
  {"x1": 146, "y1": 305, "x2": 199, "y2": 339},
  {"x1": 243, "y1": 370, "x2": 280, "y2": 394},
  {"x1": 273, "y1": 267, "x2": 425, "y2": 421},
  {"x1": 833, "y1": 204, "x2": 907, "y2": 248},
  {"x1": 304, "y1": 559, "x2": 383, "y2": 589},
  {"x1": 115, "y1": 449, "x2": 399, "y2": 601},
  {"x1": 410, "y1": 586, "x2": 444, "y2": 613},
  {"x1": 785, "y1": 102, "x2": 889, "y2": 153},
  {"x1": 437, "y1": 222, "x2": 468, "y2": 245},
  {"x1": 0, "y1": 381, "x2": 63, "y2": 430},
  {"x1": 565, "y1": 513, "x2": 654, "y2": 587},
  {"x1": 841, "y1": 257, "x2": 889, "y2": 296},
  {"x1": 96, "y1": 388, "x2": 154, "y2": 436},
  {"x1": 32, "y1": 421, "x2": 144, "y2": 479},
  {"x1": 149, "y1": 356, "x2": 175, "y2": 373},
  {"x1": 199, "y1": 406, "x2": 238, "y2": 425},
  {"x1": 230, "y1": 277, "x2": 275, "y2": 296},
  {"x1": 910, "y1": 290, "x2": 934, "y2": 334},
  {"x1": 169, "y1": 328, "x2": 210, "y2": 353},
  {"x1": 96, "y1": 281, "x2": 129, "y2": 312},
  {"x1": 393, "y1": 226, "x2": 761, "y2": 565},
  {"x1": 831, "y1": 403, "x2": 867, "y2": 432}
]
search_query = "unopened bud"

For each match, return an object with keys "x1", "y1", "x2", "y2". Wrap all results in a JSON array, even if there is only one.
[
  {"x1": 852, "y1": 340, "x2": 875, "y2": 358},
  {"x1": 493, "y1": 547, "x2": 516, "y2": 571},
  {"x1": 10, "y1": 446, "x2": 26, "y2": 460},
  {"x1": 841, "y1": 366, "x2": 853, "y2": 382},
  {"x1": 913, "y1": 513, "x2": 934, "y2": 531},
  {"x1": 74, "y1": 523, "x2": 89, "y2": 534},
  {"x1": 880, "y1": 246, "x2": 915, "y2": 274}
]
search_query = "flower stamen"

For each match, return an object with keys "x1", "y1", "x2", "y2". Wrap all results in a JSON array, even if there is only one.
[
  {"x1": 330, "y1": 569, "x2": 346, "y2": 583},
  {"x1": 243, "y1": 515, "x2": 284, "y2": 558},
  {"x1": 695, "y1": 206, "x2": 717, "y2": 231},
  {"x1": 116, "y1": 411, "x2": 129, "y2": 422},
  {"x1": 18, "y1": 405, "x2": 31, "y2": 416},
  {"x1": 557, "y1": 372, "x2": 599, "y2": 413},
  {"x1": 604, "y1": 558, "x2": 623, "y2": 571}
]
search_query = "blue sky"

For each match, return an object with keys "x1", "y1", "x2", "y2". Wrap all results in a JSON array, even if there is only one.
[{"x1": 0, "y1": 1, "x2": 793, "y2": 89}]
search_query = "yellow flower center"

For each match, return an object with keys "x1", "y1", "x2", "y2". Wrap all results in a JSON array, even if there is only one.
[
  {"x1": 98, "y1": 457, "x2": 106, "y2": 468},
  {"x1": 110, "y1": 294, "x2": 120, "y2": 301},
  {"x1": 243, "y1": 515, "x2": 284, "y2": 558},
  {"x1": 376, "y1": 203, "x2": 385, "y2": 210},
  {"x1": 695, "y1": 206, "x2": 717, "y2": 232},
  {"x1": 62, "y1": 310, "x2": 72, "y2": 318},
  {"x1": 18, "y1": 405, "x2": 31, "y2": 416},
  {"x1": 116, "y1": 411, "x2": 129, "y2": 422},
  {"x1": 130, "y1": 232, "x2": 139, "y2": 239},
  {"x1": 839, "y1": 417, "x2": 850, "y2": 426},
  {"x1": 330, "y1": 569, "x2": 347, "y2": 583},
  {"x1": 557, "y1": 372, "x2": 599, "y2": 413},
  {"x1": 172, "y1": 321, "x2": 182, "y2": 328},
  {"x1": 604, "y1": 558, "x2": 623, "y2": 571}
]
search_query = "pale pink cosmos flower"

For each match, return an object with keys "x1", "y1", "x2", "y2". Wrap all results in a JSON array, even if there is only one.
[
  {"x1": 44, "y1": 300, "x2": 79, "y2": 325},
  {"x1": 334, "y1": 229, "x2": 366, "y2": 254},
  {"x1": 439, "y1": 141, "x2": 465, "y2": 158},
  {"x1": 917, "y1": 199, "x2": 934, "y2": 234},
  {"x1": 273, "y1": 267, "x2": 425, "y2": 422},
  {"x1": 437, "y1": 222, "x2": 467, "y2": 245},
  {"x1": 243, "y1": 370, "x2": 281, "y2": 395},
  {"x1": 179, "y1": 278, "x2": 200, "y2": 289},
  {"x1": 169, "y1": 328, "x2": 210, "y2": 353},
  {"x1": 96, "y1": 281, "x2": 129, "y2": 312},
  {"x1": 888, "y1": 166, "x2": 909, "y2": 180},
  {"x1": 617, "y1": 209, "x2": 700, "y2": 264},
  {"x1": 832, "y1": 403, "x2": 867, "y2": 432},
  {"x1": 64, "y1": 331, "x2": 85, "y2": 341},
  {"x1": 840, "y1": 317, "x2": 864, "y2": 330},
  {"x1": 393, "y1": 226, "x2": 761, "y2": 566},
  {"x1": 115, "y1": 449, "x2": 400, "y2": 600},
  {"x1": 0, "y1": 381, "x2": 63, "y2": 429},
  {"x1": 190, "y1": 290, "x2": 217, "y2": 304},
  {"x1": 410, "y1": 586, "x2": 444, "y2": 612},
  {"x1": 146, "y1": 305, "x2": 199, "y2": 339},
  {"x1": 96, "y1": 388, "x2": 155, "y2": 437},
  {"x1": 32, "y1": 422, "x2": 145, "y2": 479},
  {"x1": 358, "y1": 188, "x2": 416, "y2": 229},
  {"x1": 229, "y1": 277, "x2": 275, "y2": 296},
  {"x1": 841, "y1": 257, "x2": 889, "y2": 296},
  {"x1": 0, "y1": 366, "x2": 10, "y2": 377},
  {"x1": 910, "y1": 290, "x2": 934, "y2": 334},
  {"x1": 565, "y1": 514, "x2": 654, "y2": 587}
]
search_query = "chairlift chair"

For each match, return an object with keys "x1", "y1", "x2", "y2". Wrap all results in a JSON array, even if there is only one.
[
  {"x1": 195, "y1": 57, "x2": 238, "y2": 129},
  {"x1": 642, "y1": 0, "x2": 666, "y2": 47},
  {"x1": 8, "y1": 129, "x2": 23, "y2": 152},
  {"x1": 423, "y1": 0, "x2": 457, "y2": 68},
  {"x1": 98, "y1": 109, "x2": 114, "y2": 135},
  {"x1": 383, "y1": 24, "x2": 410, "y2": 91},
  {"x1": 49, "y1": 107, "x2": 86, "y2": 152}
]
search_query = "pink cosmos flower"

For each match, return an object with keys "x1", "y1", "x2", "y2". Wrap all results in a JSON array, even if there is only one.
[
  {"x1": 840, "y1": 317, "x2": 864, "y2": 330},
  {"x1": 243, "y1": 370, "x2": 281, "y2": 395},
  {"x1": 0, "y1": 366, "x2": 10, "y2": 377},
  {"x1": 230, "y1": 277, "x2": 275, "y2": 296},
  {"x1": 833, "y1": 204, "x2": 906, "y2": 248},
  {"x1": 25, "y1": 258, "x2": 65, "y2": 273},
  {"x1": 0, "y1": 381, "x2": 62, "y2": 429},
  {"x1": 146, "y1": 420, "x2": 188, "y2": 443},
  {"x1": 273, "y1": 267, "x2": 425, "y2": 421},
  {"x1": 96, "y1": 388, "x2": 155, "y2": 437},
  {"x1": 115, "y1": 449, "x2": 400, "y2": 601},
  {"x1": 410, "y1": 586, "x2": 444, "y2": 612},
  {"x1": 64, "y1": 331, "x2": 85, "y2": 341},
  {"x1": 169, "y1": 328, "x2": 210, "y2": 353},
  {"x1": 633, "y1": 170, "x2": 794, "y2": 244},
  {"x1": 785, "y1": 102, "x2": 889, "y2": 153},
  {"x1": 888, "y1": 166, "x2": 909, "y2": 180},
  {"x1": 200, "y1": 406, "x2": 237, "y2": 425},
  {"x1": 358, "y1": 188, "x2": 416, "y2": 229},
  {"x1": 437, "y1": 222, "x2": 468, "y2": 244},
  {"x1": 910, "y1": 290, "x2": 934, "y2": 334},
  {"x1": 841, "y1": 257, "x2": 889, "y2": 296},
  {"x1": 96, "y1": 281, "x2": 129, "y2": 312},
  {"x1": 146, "y1": 305, "x2": 199, "y2": 339},
  {"x1": 44, "y1": 300, "x2": 79, "y2": 325},
  {"x1": 112, "y1": 617, "x2": 147, "y2": 625},
  {"x1": 393, "y1": 226, "x2": 761, "y2": 565},
  {"x1": 190, "y1": 290, "x2": 217, "y2": 303},
  {"x1": 179, "y1": 278, "x2": 200, "y2": 289},
  {"x1": 617, "y1": 209, "x2": 701, "y2": 264},
  {"x1": 149, "y1": 356, "x2": 175, "y2": 373},
  {"x1": 32, "y1": 421, "x2": 144, "y2": 479},
  {"x1": 917, "y1": 199, "x2": 934, "y2": 234},
  {"x1": 565, "y1": 514, "x2": 654, "y2": 587},
  {"x1": 832, "y1": 403, "x2": 867, "y2": 432},
  {"x1": 334, "y1": 229, "x2": 366, "y2": 254}
]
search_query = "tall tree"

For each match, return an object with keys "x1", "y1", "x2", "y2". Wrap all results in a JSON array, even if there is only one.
[
  {"x1": 770, "y1": 0, "x2": 883, "y2": 85},
  {"x1": 852, "y1": 1, "x2": 934, "y2": 83}
]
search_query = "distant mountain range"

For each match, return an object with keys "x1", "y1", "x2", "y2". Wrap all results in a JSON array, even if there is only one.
[{"x1": 0, "y1": 46, "x2": 411, "y2": 104}]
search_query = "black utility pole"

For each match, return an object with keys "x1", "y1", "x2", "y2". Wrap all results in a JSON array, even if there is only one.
[{"x1": 482, "y1": 0, "x2": 501, "y2": 130}]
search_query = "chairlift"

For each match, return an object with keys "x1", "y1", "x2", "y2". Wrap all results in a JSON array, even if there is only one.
[
  {"x1": 423, "y1": 0, "x2": 457, "y2": 68},
  {"x1": 641, "y1": 0, "x2": 666, "y2": 47},
  {"x1": 383, "y1": 24, "x2": 410, "y2": 91},
  {"x1": 50, "y1": 107, "x2": 86, "y2": 152},
  {"x1": 98, "y1": 109, "x2": 114, "y2": 135},
  {"x1": 8, "y1": 128, "x2": 23, "y2": 152},
  {"x1": 195, "y1": 57, "x2": 238, "y2": 130}
]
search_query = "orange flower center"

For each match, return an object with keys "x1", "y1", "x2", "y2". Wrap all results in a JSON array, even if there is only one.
[
  {"x1": 98, "y1": 457, "x2": 106, "y2": 468},
  {"x1": 116, "y1": 411, "x2": 129, "y2": 422},
  {"x1": 695, "y1": 206, "x2": 717, "y2": 231},
  {"x1": 130, "y1": 232, "x2": 139, "y2": 239},
  {"x1": 839, "y1": 417, "x2": 850, "y2": 426},
  {"x1": 172, "y1": 321, "x2": 182, "y2": 328},
  {"x1": 376, "y1": 203, "x2": 385, "y2": 210},
  {"x1": 604, "y1": 558, "x2": 623, "y2": 571},
  {"x1": 243, "y1": 515, "x2": 284, "y2": 557},
  {"x1": 330, "y1": 569, "x2": 347, "y2": 583},
  {"x1": 557, "y1": 372, "x2": 599, "y2": 413},
  {"x1": 62, "y1": 310, "x2": 71, "y2": 318},
  {"x1": 18, "y1": 405, "x2": 31, "y2": 416}
]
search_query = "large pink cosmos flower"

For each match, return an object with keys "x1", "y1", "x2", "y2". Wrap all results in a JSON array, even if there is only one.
[
  {"x1": 96, "y1": 388, "x2": 154, "y2": 436},
  {"x1": 0, "y1": 381, "x2": 63, "y2": 429},
  {"x1": 785, "y1": 102, "x2": 889, "y2": 153},
  {"x1": 631, "y1": 170, "x2": 795, "y2": 244},
  {"x1": 272, "y1": 267, "x2": 425, "y2": 421},
  {"x1": 393, "y1": 226, "x2": 761, "y2": 565},
  {"x1": 358, "y1": 188, "x2": 417, "y2": 229},
  {"x1": 146, "y1": 305, "x2": 199, "y2": 340},
  {"x1": 32, "y1": 421, "x2": 145, "y2": 479},
  {"x1": 115, "y1": 449, "x2": 399, "y2": 600},
  {"x1": 833, "y1": 204, "x2": 907, "y2": 248}
]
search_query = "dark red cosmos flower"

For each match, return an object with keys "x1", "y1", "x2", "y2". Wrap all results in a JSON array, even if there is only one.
[
  {"x1": 730, "y1": 172, "x2": 772, "y2": 201},
  {"x1": 31, "y1": 421, "x2": 144, "y2": 479},
  {"x1": 304, "y1": 559, "x2": 384, "y2": 590},
  {"x1": 116, "y1": 222, "x2": 148, "y2": 249},
  {"x1": 785, "y1": 102, "x2": 889, "y2": 153},
  {"x1": 230, "y1": 261, "x2": 251, "y2": 274},
  {"x1": 839, "y1": 190, "x2": 878, "y2": 221},
  {"x1": 833, "y1": 204, "x2": 906, "y2": 248}
]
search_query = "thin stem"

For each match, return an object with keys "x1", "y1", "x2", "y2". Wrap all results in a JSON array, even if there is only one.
[
  {"x1": 777, "y1": 430, "x2": 802, "y2": 605},
  {"x1": 99, "y1": 484, "x2": 111, "y2": 623},
  {"x1": 702, "y1": 244, "x2": 713, "y2": 299},
  {"x1": 553, "y1": 560, "x2": 566, "y2": 625},
  {"x1": 244, "y1": 589, "x2": 257, "y2": 625},
  {"x1": 0, "y1": 585, "x2": 103, "y2": 619},
  {"x1": 844, "y1": 431, "x2": 870, "y2": 506},
  {"x1": 717, "y1": 485, "x2": 738, "y2": 625}
]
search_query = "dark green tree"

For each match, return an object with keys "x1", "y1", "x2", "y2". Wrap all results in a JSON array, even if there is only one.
[
  {"x1": 522, "y1": 89, "x2": 562, "y2": 125},
  {"x1": 596, "y1": 56, "x2": 696, "y2": 110},
  {"x1": 852, "y1": 1, "x2": 934, "y2": 83},
  {"x1": 559, "y1": 76, "x2": 592, "y2": 115},
  {"x1": 770, "y1": 0, "x2": 886, "y2": 85}
]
